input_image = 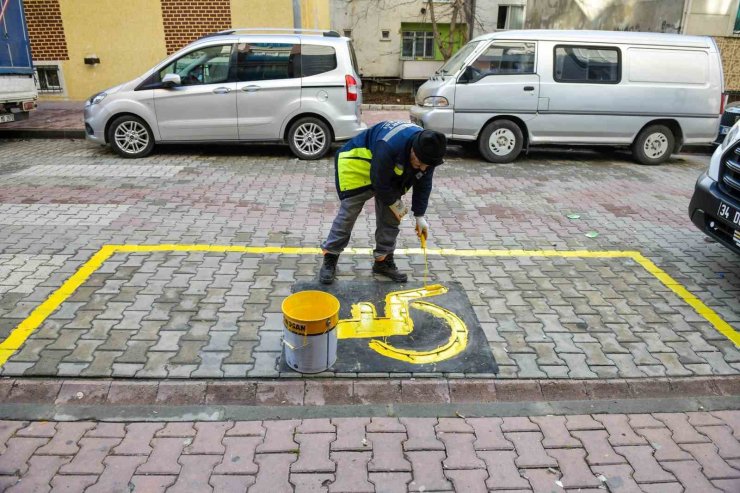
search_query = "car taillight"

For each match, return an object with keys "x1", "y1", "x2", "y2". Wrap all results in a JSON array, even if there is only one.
[
  {"x1": 720, "y1": 93, "x2": 728, "y2": 115},
  {"x1": 345, "y1": 74, "x2": 358, "y2": 102}
]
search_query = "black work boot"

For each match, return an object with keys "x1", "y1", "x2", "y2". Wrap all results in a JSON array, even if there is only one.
[
  {"x1": 319, "y1": 253, "x2": 339, "y2": 284},
  {"x1": 372, "y1": 254, "x2": 408, "y2": 283}
]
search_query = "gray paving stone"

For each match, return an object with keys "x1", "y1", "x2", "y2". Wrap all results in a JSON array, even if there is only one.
[
  {"x1": 111, "y1": 363, "x2": 144, "y2": 377},
  {"x1": 699, "y1": 351, "x2": 740, "y2": 375},
  {"x1": 0, "y1": 141, "x2": 737, "y2": 380},
  {"x1": 654, "y1": 353, "x2": 694, "y2": 377},
  {"x1": 203, "y1": 332, "x2": 235, "y2": 352},
  {"x1": 151, "y1": 331, "x2": 186, "y2": 352},
  {"x1": 560, "y1": 353, "x2": 598, "y2": 379},
  {"x1": 248, "y1": 352, "x2": 280, "y2": 377},
  {"x1": 509, "y1": 354, "x2": 547, "y2": 378},
  {"x1": 191, "y1": 352, "x2": 228, "y2": 378},
  {"x1": 577, "y1": 343, "x2": 615, "y2": 366}
]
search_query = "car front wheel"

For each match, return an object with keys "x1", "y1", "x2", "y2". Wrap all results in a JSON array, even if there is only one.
[
  {"x1": 478, "y1": 119, "x2": 524, "y2": 163},
  {"x1": 108, "y1": 116, "x2": 154, "y2": 158},
  {"x1": 288, "y1": 117, "x2": 332, "y2": 160}
]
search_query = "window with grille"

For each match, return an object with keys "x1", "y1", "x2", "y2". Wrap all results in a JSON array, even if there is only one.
[
  {"x1": 401, "y1": 31, "x2": 435, "y2": 59},
  {"x1": 35, "y1": 65, "x2": 63, "y2": 93}
]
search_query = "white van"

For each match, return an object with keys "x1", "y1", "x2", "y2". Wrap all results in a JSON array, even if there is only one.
[{"x1": 410, "y1": 30, "x2": 724, "y2": 165}]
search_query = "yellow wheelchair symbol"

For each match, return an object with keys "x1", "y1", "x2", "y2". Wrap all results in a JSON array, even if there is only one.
[{"x1": 336, "y1": 284, "x2": 468, "y2": 364}]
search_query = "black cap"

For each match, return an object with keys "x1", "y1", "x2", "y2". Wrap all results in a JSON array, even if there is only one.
[{"x1": 412, "y1": 130, "x2": 447, "y2": 166}]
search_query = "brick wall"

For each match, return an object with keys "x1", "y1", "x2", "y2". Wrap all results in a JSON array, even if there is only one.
[
  {"x1": 161, "y1": 0, "x2": 232, "y2": 55},
  {"x1": 715, "y1": 37, "x2": 740, "y2": 93},
  {"x1": 24, "y1": 0, "x2": 69, "y2": 61}
]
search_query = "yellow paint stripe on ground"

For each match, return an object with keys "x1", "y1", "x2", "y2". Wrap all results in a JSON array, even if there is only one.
[
  {"x1": 0, "y1": 245, "x2": 116, "y2": 366},
  {"x1": 0, "y1": 245, "x2": 736, "y2": 368},
  {"x1": 631, "y1": 253, "x2": 740, "y2": 346}
]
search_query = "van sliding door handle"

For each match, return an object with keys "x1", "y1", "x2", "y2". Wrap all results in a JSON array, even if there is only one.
[
  {"x1": 523, "y1": 86, "x2": 535, "y2": 91},
  {"x1": 242, "y1": 85, "x2": 261, "y2": 93},
  {"x1": 212, "y1": 87, "x2": 231, "y2": 94}
]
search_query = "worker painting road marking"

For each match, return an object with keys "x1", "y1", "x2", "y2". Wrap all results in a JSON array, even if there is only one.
[{"x1": 0, "y1": 244, "x2": 737, "y2": 368}]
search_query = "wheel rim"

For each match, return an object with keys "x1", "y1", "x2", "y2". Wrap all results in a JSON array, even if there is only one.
[
  {"x1": 293, "y1": 123, "x2": 326, "y2": 156},
  {"x1": 643, "y1": 132, "x2": 669, "y2": 159},
  {"x1": 488, "y1": 128, "x2": 516, "y2": 156},
  {"x1": 114, "y1": 121, "x2": 149, "y2": 154}
]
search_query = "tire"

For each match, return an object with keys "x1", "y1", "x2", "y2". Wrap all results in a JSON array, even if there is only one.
[
  {"x1": 478, "y1": 119, "x2": 524, "y2": 163},
  {"x1": 107, "y1": 115, "x2": 154, "y2": 158},
  {"x1": 632, "y1": 124, "x2": 675, "y2": 165},
  {"x1": 288, "y1": 117, "x2": 332, "y2": 160}
]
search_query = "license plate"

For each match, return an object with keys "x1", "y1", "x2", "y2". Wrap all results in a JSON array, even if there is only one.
[
  {"x1": 718, "y1": 201, "x2": 740, "y2": 227},
  {"x1": 0, "y1": 113, "x2": 14, "y2": 123}
]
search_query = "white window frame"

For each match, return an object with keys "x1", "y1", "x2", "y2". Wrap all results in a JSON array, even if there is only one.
[
  {"x1": 401, "y1": 31, "x2": 435, "y2": 60},
  {"x1": 496, "y1": 5, "x2": 525, "y2": 30}
]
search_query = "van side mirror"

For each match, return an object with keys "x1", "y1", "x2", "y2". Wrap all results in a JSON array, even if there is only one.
[{"x1": 162, "y1": 73, "x2": 181, "y2": 88}]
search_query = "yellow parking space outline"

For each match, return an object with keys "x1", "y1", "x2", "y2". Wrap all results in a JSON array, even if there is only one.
[{"x1": 0, "y1": 244, "x2": 737, "y2": 367}]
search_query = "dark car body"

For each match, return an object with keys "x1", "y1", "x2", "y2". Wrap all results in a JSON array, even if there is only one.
[{"x1": 690, "y1": 124, "x2": 740, "y2": 254}]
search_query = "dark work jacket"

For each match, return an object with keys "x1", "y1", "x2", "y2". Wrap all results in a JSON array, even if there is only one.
[{"x1": 334, "y1": 121, "x2": 435, "y2": 216}]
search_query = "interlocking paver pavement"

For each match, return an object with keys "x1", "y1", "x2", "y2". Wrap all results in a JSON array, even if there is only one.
[
  {"x1": 0, "y1": 140, "x2": 737, "y2": 380},
  {"x1": 0, "y1": 411, "x2": 737, "y2": 492}
]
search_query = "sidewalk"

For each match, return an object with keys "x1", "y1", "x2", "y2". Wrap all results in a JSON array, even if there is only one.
[
  {"x1": 1, "y1": 411, "x2": 738, "y2": 492},
  {"x1": 0, "y1": 102, "x2": 408, "y2": 139}
]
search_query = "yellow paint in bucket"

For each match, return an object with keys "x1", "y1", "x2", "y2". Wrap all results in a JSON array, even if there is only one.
[{"x1": 281, "y1": 290, "x2": 340, "y2": 373}]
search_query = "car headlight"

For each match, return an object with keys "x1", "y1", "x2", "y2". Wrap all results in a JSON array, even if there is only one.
[
  {"x1": 423, "y1": 96, "x2": 449, "y2": 108},
  {"x1": 86, "y1": 92, "x2": 108, "y2": 106}
]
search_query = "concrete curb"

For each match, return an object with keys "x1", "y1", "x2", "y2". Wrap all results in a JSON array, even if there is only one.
[
  {"x1": 2, "y1": 397, "x2": 738, "y2": 422},
  {"x1": 0, "y1": 128, "x2": 85, "y2": 139},
  {"x1": 2, "y1": 376, "x2": 737, "y2": 407}
]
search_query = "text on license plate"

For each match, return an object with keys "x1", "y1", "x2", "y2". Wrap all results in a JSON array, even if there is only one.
[
  {"x1": 718, "y1": 202, "x2": 740, "y2": 227},
  {"x1": 0, "y1": 113, "x2": 15, "y2": 123}
]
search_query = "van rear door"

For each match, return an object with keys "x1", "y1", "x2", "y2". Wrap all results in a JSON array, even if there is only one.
[{"x1": 453, "y1": 41, "x2": 538, "y2": 136}]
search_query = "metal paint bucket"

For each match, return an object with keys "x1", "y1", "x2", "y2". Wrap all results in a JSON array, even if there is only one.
[{"x1": 281, "y1": 290, "x2": 340, "y2": 373}]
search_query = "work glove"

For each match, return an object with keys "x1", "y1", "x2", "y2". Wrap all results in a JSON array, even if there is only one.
[
  {"x1": 389, "y1": 199, "x2": 408, "y2": 221},
  {"x1": 415, "y1": 216, "x2": 429, "y2": 240}
]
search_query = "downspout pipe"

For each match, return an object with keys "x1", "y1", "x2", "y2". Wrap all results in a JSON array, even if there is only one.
[{"x1": 293, "y1": 0, "x2": 302, "y2": 29}]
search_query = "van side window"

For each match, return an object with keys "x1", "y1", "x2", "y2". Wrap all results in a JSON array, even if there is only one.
[
  {"x1": 554, "y1": 46, "x2": 620, "y2": 84},
  {"x1": 159, "y1": 44, "x2": 233, "y2": 86},
  {"x1": 301, "y1": 45, "x2": 337, "y2": 77},
  {"x1": 236, "y1": 43, "x2": 299, "y2": 82},
  {"x1": 468, "y1": 42, "x2": 535, "y2": 81}
]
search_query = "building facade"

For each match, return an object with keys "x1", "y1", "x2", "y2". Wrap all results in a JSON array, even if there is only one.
[
  {"x1": 525, "y1": 0, "x2": 740, "y2": 93},
  {"x1": 330, "y1": 0, "x2": 526, "y2": 93},
  {"x1": 24, "y1": 0, "x2": 330, "y2": 101}
]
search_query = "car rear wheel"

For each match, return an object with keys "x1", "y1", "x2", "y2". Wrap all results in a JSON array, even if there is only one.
[
  {"x1": 288, "y1": 117, "x2": 331, "y2": 160},
  {"x1": 632, "y1": 124, "x2": 674, "y2": 165},
  {"x1": 478, "y1": 120, "x2": 523, "y2": 163},
  {"x1": 108, "y1": 115, "x2": 154, "y2": 158}
]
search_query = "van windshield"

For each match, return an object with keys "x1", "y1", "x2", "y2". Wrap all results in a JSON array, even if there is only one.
[{"x1": 437, "y1": 41, "x2": 482, "y2": 75}]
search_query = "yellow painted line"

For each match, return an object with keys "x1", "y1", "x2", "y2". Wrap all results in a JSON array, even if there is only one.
[
  {"x1": 0, "y1": 245, "x2": 116, "y2": 366},
  {"x1": 630, "y1": 252, "x2": 740, "y2": 346},
  {"x1": 0, "y1": 245, "x2": 736, "y2": 368}
]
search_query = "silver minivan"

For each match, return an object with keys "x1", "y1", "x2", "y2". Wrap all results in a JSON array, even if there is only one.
[
  {"x1": 411, "y1": 30, "x2": 724, "y2": 165},
  {"x1": 85, "y1": 29, "x2": 365, "y2": 159}
]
